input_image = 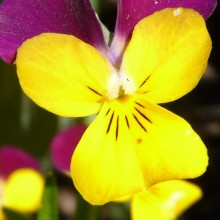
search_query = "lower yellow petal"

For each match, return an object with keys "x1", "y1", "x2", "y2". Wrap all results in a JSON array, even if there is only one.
[
  {"x1": 3, "y1": 168, "x2": 44, "y2": 213},
  {"x1": 71, "y1": 96, "x2": 207, "y2": 205},
  {"x1": 71, "y1": 98, "x2": 146, "y2": 205},
  {"x1": 16, "y1": 33, "x2": 113, "y2": 117},
  {"x1": 131, "y1": 180, "x2": 202, "y2": 220}
]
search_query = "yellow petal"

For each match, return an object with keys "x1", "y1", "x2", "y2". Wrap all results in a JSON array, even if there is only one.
[
  {"x1": 131, "y1": 180, "x2": 202, "y2": 220},
  {"x1": 71, "y1": 98, "x2": 145, "y2": 205},
  {"x1": 0, "y1": 178, "x2": 6, "y2": 219},
  {"x1": 3, "y1": 168, "x2": 44, "y2": 213},
  {"x1": 121, "y1": 8, "x2": 211, "y2": 103},
  {"x1": 132, "y1": 96, "x2": 208, "y2": 184},
  {"x1": 0, "y1": 211, "x2": 6, "y2": 220},
  {"x1": 71, "y1": 95, "x2": 208, "y2": 205},
  {"x1": 16, "y1": 33, "x2": 114, "y2": 117}
]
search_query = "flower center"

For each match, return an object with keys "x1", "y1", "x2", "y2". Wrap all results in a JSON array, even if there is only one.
[{"x1": 107, "y1": 72, "x2": 136, "y2": 100}]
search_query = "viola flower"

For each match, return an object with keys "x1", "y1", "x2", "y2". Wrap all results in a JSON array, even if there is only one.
[
  {"x1": 131, "y1": 180, "x2": 202, "y2": 220},
  {"x1": 0, "y1": 0, "x2": 216, "y2": 205},
  {"x1": 0, "y1": 146, "x2": 44, "y2": 218},
  {"x1": 15, "y1": 7, "x2": 212, "y2": 205}
]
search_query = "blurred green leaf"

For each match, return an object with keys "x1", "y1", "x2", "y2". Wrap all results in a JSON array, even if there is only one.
[
  {"x1": 90, "y1": 0, "x2": 100, "y2": 12},
  {"x1": 74, "y1": 193, "x2": 100, "y2": 220},
  {"x1": 3, "y1": 208, "x2": 33, "y2": 220},
  {"x1": 37, "y1": 173, "x2": 58, "y2": 220}
]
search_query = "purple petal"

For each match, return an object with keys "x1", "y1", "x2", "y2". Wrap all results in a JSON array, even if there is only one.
[
  {"x1": 51, "y1": 125, "x2": 87, "y2": 174},
  {"x1": 0, "y1": 0, "x2": 107, "y2": 63},
  {"x1": 0, "y1": 145, "x2": 40, "y2": 179},
  {"x1": 110, "y1": 0, "x2": 217, "y2": 60}
]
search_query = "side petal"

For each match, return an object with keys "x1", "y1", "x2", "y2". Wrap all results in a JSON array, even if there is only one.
[
  {"x1": 51, "y1": 125, "x2": 87, "y2": 174},
  {"x1": 132, "y1": 96, "x2": 208, "y2": 184},
  {"x1": 0, "y1": 146, "x2": 40, "y2": 179},
  {"x1": 16, "y1": 33, "x2": 114, "y2": 117},
  {"x1": 111, "y1": 0, "x2": 216, "y2": 59},
  {"x1": 71, "y1": 96, "x2": 208, "y2": 205},
  {"x1": 131, "y1": 180, "x2": 202, "y2": 220},
  {"x1": 0, "y1": 0, "x2": 108, "y2": 63},
  {"x1": 3, "y1": 168, "x2": 44, "y2": 213},
  {"x1": 121, "y1": 8, "x2": 211, "y2": 103}
]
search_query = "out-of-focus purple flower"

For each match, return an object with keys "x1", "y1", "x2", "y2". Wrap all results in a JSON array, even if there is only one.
[
  {"x1": 51, "y1": 125, "x2": 87, "y2": 174},
  {"x1": 0, "y1": 145, "x2": 40, "y2": 179}
]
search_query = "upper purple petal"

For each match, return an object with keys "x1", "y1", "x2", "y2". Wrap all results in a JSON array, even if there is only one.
[
  {"x1": 0, "y1": 145, "x2": 40, "y2": 179},
  {"x1": 0, "y1": 0, "x2": 108, "y2": 63},
  {"x1": 110, "y1": 0, "x2": 217, "y2": 60},
  {"x1": 51, "y1": 125, "x2": 87, "y2": 173}
]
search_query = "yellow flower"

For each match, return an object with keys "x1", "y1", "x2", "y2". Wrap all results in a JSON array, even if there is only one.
[
  {"x1": 16, "y1": 8, "x2": 211, "y2": 205},
  {"x1": 131, "y1": 180, "x2": 202, "y2": 220},
  {"x1": 0, "y1": 168, "x2": 44, "y2": 219}
]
